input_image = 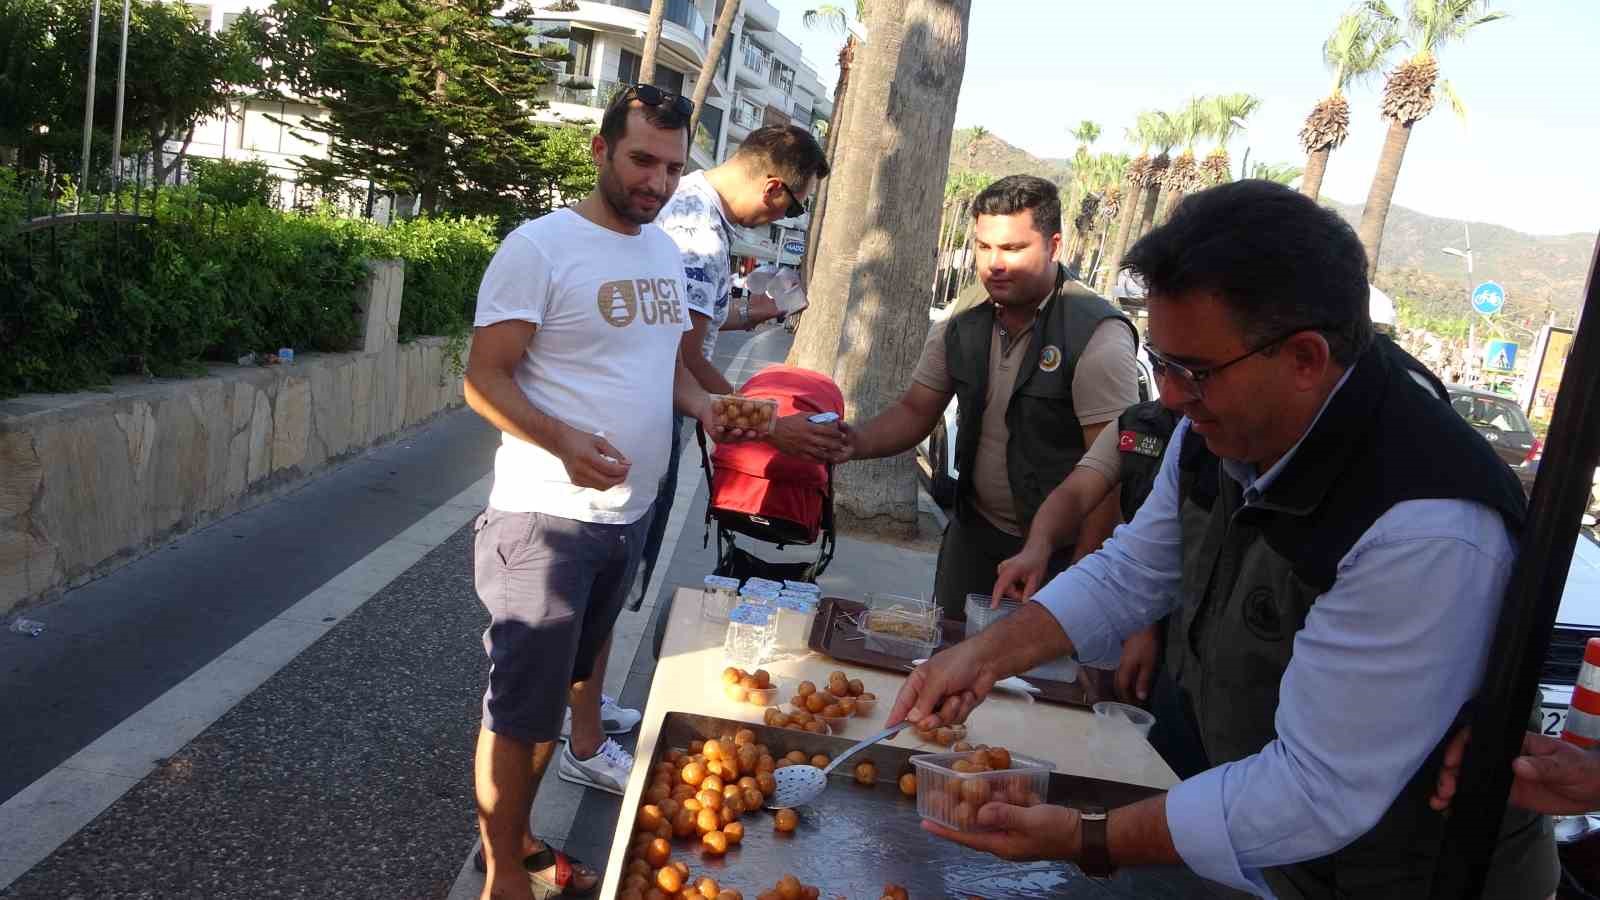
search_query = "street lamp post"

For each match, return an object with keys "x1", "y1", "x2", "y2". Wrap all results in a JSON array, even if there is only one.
[{"x1": 1443, "y1": 223, "x2": 1476, "y2": 381}]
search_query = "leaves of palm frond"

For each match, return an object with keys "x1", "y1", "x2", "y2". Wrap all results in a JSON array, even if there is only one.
[{"x1": 1299, "y1": 94, "x2": 1350, "y2": 153}]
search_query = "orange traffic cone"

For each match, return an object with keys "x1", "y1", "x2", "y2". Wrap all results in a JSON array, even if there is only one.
[{"x1": 1562, "y1": 637, "x2": 1600, "y2": 749}]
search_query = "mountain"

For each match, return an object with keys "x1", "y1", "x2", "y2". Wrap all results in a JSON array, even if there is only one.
[
  {"x1": 948, "y1": 128, "x2": 1074, "y2": 188},
  {"x1": 942, "y1": 129, "x2": 1593, "y2": 338},
  {"x1": 1323, "y1": 198, "x2": 1593, "y2": 327}
]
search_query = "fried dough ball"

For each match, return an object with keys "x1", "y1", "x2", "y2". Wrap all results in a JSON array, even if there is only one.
[
  {"x1": 854, "y1": 761, "x2": 877, "y2": 785},
  {"x1": 774, "y1": 808, "x2": 799, "y2": 832},
  {"x1": 645, "y1": 837, "x2": 672, "y2": 867},
  {"x1": 701, "y1": 830, "x2": 729, "y2": 856},
  {"x1": 899, "y1": 773, "x2": 918, "y2": 796},
  {"x1": 723, "y1": 821, "x2": 745, "y2": 845},
  {"x1": 638, "y1": 804, "x2": 665, "y2": 832}
]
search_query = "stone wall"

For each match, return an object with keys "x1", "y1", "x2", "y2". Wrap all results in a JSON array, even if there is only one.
[{"x1": 0, "y1": 260, "x2": 468, "y2": 614}]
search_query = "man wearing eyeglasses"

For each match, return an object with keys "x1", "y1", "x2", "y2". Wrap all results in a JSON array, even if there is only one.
[
  {"x1": 632, "y1": 125, "x2": 844, "y2": 624},
  {"x1": 833, "y1": 174, "x2": 1141, "y2": 623},
  {"x1": 889, "y1": 180, "x2": 1557, "y2": 898}
]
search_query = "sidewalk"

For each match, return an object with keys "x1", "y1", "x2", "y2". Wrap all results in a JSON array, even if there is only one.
[{"x1": 0, "y1": 326, "x2": 944, "y2": 899}]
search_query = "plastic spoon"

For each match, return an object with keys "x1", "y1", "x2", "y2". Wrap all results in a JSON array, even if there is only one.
[{"x1": 765, "y1": 721, "x2": 911, "y2": 809}]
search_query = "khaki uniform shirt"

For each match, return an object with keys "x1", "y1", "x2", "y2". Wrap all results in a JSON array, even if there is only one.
[{"x1": 913, "y1": 299, "x2": 1139, "y2": 535}]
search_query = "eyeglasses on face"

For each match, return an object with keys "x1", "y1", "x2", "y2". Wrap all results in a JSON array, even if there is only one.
[{"x1": 1146, "y1": 325, "x2": 1332, "y2": 399}]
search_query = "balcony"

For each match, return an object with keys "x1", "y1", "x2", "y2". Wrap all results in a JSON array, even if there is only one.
[
  {"x1": 538, "y1": 76, "x2": 629, "y2": 111},
  {"x1": 598, "y1": 0, "x2": 709, "y2": 47},
  {"x1": 740, "y1": 0, "x2": 778, "y2": 32},
  {"x1": 738, "y1": 42, "x2": 771, "y2": 87},
  {"x1": 729, "y1": 99, "x2": 764, "y2": 135}
]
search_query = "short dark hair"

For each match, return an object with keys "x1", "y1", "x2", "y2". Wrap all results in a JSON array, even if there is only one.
[
  {"x1": 971, "y1": 175, "x2": 1061, "y2": 238},
  {"x1": 733, "y1": 125, "x2": 830, "y2": 185},
  {"x1": 598, "y1": 87, "x2": 690, "y2": 153},
  {"x1": 1120, "y1": 179, "x2": 1372, "y2": 365}
]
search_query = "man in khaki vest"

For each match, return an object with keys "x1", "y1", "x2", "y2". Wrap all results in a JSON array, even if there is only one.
[{"x1": 835, "y1": 175, "x2": 1140, "y2": 621}]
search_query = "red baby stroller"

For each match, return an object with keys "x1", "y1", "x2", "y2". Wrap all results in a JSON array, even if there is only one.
[{"x1": 694, "y1": 365, "x2": 842, "y2": 583}]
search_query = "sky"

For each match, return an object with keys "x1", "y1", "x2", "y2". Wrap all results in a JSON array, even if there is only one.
[{"x1": 769, "y1": 0, "x2": 1599, "y2": 238}]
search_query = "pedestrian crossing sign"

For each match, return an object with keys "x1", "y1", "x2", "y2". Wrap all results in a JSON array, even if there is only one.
[{"x1": 1484, "y1": 340, "x2": 1518, "y2": 372}]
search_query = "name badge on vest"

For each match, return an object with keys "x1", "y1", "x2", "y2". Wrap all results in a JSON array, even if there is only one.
[
  {"x1": 1119, "y1": 430, "x2": 1164, "y2": 458},
  {"x1": 1039, "y1": 345, "x2": 1062, "y2": 373}
]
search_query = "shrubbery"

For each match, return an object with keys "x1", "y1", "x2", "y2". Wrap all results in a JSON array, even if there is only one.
[{"x1": 0, "y1": 170, "x2": 495, "y2": 397}]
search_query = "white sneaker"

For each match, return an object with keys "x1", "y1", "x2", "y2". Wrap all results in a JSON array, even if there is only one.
[
  {"x1": 558, "y1": 738, "x2": 634, "y2": 796},
  {"x1": 559, "y1": 694, "x2": 642, "y2": 739}
]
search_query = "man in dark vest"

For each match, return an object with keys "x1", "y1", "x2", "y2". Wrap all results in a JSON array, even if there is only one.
[
  {"x1": 834, "y1": 174, "x2": 1141, "y2": 621},
  {"x1": 888, "y1": 180, "x2": 1557, "y2": 898}
]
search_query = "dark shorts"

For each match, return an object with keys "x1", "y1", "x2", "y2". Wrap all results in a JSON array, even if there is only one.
[{"x1": 473, "y1": 505, "x2": 653, "y2": 744}]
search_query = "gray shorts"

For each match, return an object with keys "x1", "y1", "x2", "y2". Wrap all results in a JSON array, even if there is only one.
[{"x1": 472, "y1": 506, "x2": 653, "y2": 743}]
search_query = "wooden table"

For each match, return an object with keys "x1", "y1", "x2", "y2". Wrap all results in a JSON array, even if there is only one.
[{"x1": 598, "y1": 587, "x2": 1179, "y2": 897}]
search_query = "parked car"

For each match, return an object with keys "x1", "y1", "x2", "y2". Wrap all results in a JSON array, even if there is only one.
[
  {"x1": 1447, "y1": 386, "x2": 1541, "y2": 495},
  {"x1": 1537, "y1": 530, "x2": 1600, "y2": 739}
]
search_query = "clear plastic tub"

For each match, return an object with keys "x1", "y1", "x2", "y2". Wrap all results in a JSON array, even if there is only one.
[
  {"x1": 1093, "y1": 701, "x2": 1155, "y2": 738},
  {"x1": 744, "y1": 577, "x2": 784, "y2": 594},
  {"x1": 702, "y1": 575, "x2": 741, "y2": 622},
  {"x1": 723, "y1": 603, "x2": 776, "y2": 670},
  {"x1": 782, "y1": 580, "x2": 822, "y2": 596},
  {"x1": 709, "y1": 394, "x2": 778, "y2": 435},
  {"x1": 964, "y1": 593, "x2": 1080, "y2": 684},
  {"x1": 771, "y1": 594, "x2": 818, "y2": 649},
  {"x1": 911, "y1": 750, "x2": 1054, "y2": 832},
  {"x1": 860, "y1": 607, "x2": 940, "y2": 660}
]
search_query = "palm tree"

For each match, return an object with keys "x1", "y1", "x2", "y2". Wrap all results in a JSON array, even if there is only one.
[
  {"x1": 1062, "y1": 120, "x2": 1101, "y2": 255},
  {"x1": 1068, "y1": 152, "x2": 1126, "y2": 275},
  {"x1": 1155, "y1": 97, "x2": 1211, "y2": 225},
  {"x1": 799, "y1": 1, "x2": 865, "y2": 282},
  {"x1": 687, "y1": 0, "x2": 744, "y2": 137},
  {"x1": 1357, "y1": 0, "x2": 1507, "y2": 277},
  {"x1": 1131, "y1": 110, "x2": 1178, "y2": 245},
  {"x1": 790, "y1": 0, "x2": 974, "y2": 535},
  {"x1": 1299, "y1": 6, "x2": 1401, "y2": 200},
  {"x1": 1199, "y1": 93, "x2": 1261, "y2": 186},
  {"x1": 1098, "y1": 119, "x2": 1152, "y2": 294},
  {"x1": 1251, "y1": 161, "x2": 1306, "y2": 187},
  {"x1": 638, "y1": 0, "x2": 667, "y2": 84}
]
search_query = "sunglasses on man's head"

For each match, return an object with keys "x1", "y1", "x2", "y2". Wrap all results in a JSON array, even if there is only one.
[{"x1": 626, "y1": 83, "x2": 694, "y2": 118}]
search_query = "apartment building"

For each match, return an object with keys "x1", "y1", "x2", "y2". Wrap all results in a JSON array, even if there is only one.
[{"x1": 170, "y1": 0, "x2": 833, "y2": 251}]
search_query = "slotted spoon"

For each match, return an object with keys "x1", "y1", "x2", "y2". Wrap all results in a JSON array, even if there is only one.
[{"x1": 765, "y1": 721, "x2": 911, "y2": 809}]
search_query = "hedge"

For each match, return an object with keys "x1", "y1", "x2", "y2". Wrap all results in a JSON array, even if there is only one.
[{"x1": 0, "y1": 169, "x2": 496, "y2": 398}]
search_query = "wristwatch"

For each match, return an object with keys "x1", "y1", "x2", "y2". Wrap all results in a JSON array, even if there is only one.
[
  {"x1": 1079, "y1": 805, "x2": 1113, "y2": 878},
  {"x1": 737, "y1": 296, "x2": 751, "y2": 328}
]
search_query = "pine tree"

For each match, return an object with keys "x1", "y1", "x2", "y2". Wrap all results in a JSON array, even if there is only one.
[{"x1": 258, "y1": 0, "x2": 577, "y2": 221}]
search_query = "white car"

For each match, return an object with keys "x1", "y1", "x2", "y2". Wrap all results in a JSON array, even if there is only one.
[{"x1": 1536, "y1": 529, "x2": 1600, "y2": 740}]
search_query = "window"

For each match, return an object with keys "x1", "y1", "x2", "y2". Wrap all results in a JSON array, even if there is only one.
[
  {"x1": 768, "y1": 61, "x2": 794, "y2": 95},
  {"x1": 242, "y1": 102, "x2": 283, "y2": 153},
  {"x1": 186, "y1": 3, "x2": 211, "y2": 30},
  {"x1": 617, "y1": 50, "x2": 684, "y2": 94},
  {"x1": 617, "y1": 49, "x2": 642, "y2": 84},
  {"x1": 220, "y1": 11, "x2": 241, "y2": 30},
  {"x1": 568, "y1": 27, "x2": 594, "y2": 77},
  {"x1": 695, "y1": 103, "x2": 723, "y2": 157}
]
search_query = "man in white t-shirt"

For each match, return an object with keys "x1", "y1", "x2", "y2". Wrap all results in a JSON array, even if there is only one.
[
  {"x1": 632, "y1": 125, "x2": 844, "y2": 622},
  {"x1": 463, "y1": 87, "x2": 748, "y2": 900}
]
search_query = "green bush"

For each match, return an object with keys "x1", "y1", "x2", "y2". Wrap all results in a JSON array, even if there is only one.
[
  {"x1": 188, "y1": 158, "x2": 278, "y2": 208},
  {"x1": 0, "y1": 174, "x2": 494, "y2": 398},
  {"x1": 367, "y1": 216, "x2": 497, "y2": 341}
]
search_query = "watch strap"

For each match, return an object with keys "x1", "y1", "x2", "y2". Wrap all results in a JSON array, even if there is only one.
[{"x1": 1079, "y1": 805, "x2": 1113, "y2": 877}]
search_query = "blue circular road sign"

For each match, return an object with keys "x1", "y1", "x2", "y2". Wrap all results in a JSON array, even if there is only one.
[{"x1": 1472, "y1": 281, "x2": 1506, "y2": 316}]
